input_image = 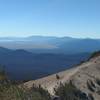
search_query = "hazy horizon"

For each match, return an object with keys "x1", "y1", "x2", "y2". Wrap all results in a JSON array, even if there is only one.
[
  {"x1": 0, "y1": 35, "x2": 100, "y2": 39},
  {"x1": 0, "y1": 0, "x2": 99, "y2": 38}
]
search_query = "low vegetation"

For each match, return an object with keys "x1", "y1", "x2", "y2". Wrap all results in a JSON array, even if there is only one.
[
  {"x1": 87, "y1": 80, "x2": 95, "y2": 92},
  {"x1": 0, "y1": 79, "x2": 95, "y2": 100},
  {"x1": 56, "y1": 74, "x2": 60, "y2": 80},
  {"x1": 88, "y1": 93, "x2": 94, "y2": 100},
  {"x1": 0, "y1": 65, "x2": 7, "y2": 80},
  {"x1": 0, "y1": 65, "x2": 51, "y2": 100},
  {"x1": 54, "y1": 81, "x2": 89, "y2": 100},
  {"x1": 96, "y1": 78, "x2": 100, "y2": 86},
  {"x1": 0, "y1": 82, "x2": 51, "y2": 100},
  {"x1": 0, "y1": 65, "x2": 97, "y2": 100},
  {"x1": 89, "y1": 51, "x2": 100, "y2": 60}
]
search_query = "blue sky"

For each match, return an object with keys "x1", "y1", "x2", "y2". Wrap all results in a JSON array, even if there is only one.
[{"x1": 0, "y1": 0, "x2": 100, "y2": 38}]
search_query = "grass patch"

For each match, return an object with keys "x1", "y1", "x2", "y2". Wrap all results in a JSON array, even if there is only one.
[
  {"x1": 55, "y1": 81, "x2": 89, "y2": 100},
  {"x1": 0, "y1": 82, "x2": 51, "y2": 100}
]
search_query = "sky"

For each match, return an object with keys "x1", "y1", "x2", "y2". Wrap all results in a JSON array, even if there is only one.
[{"x1": 0, "y1": 0, "x2": 100, "y2": 38}]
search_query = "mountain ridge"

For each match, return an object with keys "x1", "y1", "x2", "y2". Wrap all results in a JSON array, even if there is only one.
[
  {"x1": 24, "y1": 54, "x2": 100, "y2": 100},
  {"x1": 0, "y1": 47, "x2": 89, "y2": 80},
  {"x1": 0, "y1": 36, "x2": 100, "y2": 54}
]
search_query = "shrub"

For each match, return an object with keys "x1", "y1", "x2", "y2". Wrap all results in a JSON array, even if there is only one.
[
  {"x1": 96, "y1": 78, "x2": 100, "y2": 86},
  {"x1": 88, "y1": 93, "x2": 94, "y2": 100},
  {"x1": 0, "y1": 82, "x2": 51, "y2": 100},
  {"x1": 87, "y1": 80, "x2": 95, "y2": 92},
  {"x1": 55, "y1": 82, "x2": 88, "y2": 100},
  {"x1": 0, "y1": 65, "x2": 7, "y2": 80},
  {"x1": 56, "y1": 74, "x2": 60, "y2": 80},
  {"x1": 89, "y1": 51, "x2": 100, "y2": 60},
  {"x1": 30, "y1": 84, "x2": 51, "y2": 100}
]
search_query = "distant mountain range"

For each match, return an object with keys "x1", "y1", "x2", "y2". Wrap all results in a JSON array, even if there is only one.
[
  {"x1": 0, "y1": 47, "x2": 90, "y2": 80},
  {"x1": 0, "y1": 36, "x2": 99, "y2": 80},
  {"x1": 0, "y1": 36, "x2": 100, "y2": 54}
]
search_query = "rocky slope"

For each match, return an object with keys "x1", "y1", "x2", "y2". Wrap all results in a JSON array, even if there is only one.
[{"x1": 24, "y1": 55, "x2": 100, "y2": 100}]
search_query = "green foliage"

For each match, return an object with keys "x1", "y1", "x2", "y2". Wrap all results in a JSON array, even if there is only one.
[
  {"x1": 89, "y1": 51, "x2": 100, "y2": 59},
  {"x1": 0, "y1": 64, "x2": 97, "y2": 100},
  {"x1": 30, "y1": 85, "x2": 51, "y2": 100},
  {"x1": 55, "y1": 82, "x2": 89, "y2": 100},
  {"x1": 0, "y1": 65, "x2": 51, "y2": 100},
  {"x1": 0, "y1": 65, "x2": 7, "y2": 80},
  {"x1": 0, "y1": 82, "x2": 51, "y2": 100}
]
